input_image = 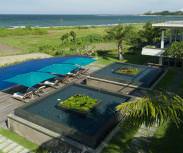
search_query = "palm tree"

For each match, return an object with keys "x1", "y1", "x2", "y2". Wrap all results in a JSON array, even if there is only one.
[
  {"x1": 117, "y1": 92, "x2": 183, "y2": 127},
  {"x1": 60, "y1": 33, "x2": 70, "y2": 44},
  {"x1": 106, "y1": 25, "x2": 132, "y2": 60},
  {"x1": 70, "y1": 31, "x2": 77, "y2": 42}
]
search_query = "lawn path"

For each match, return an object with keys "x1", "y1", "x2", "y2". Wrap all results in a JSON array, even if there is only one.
[{"x1": 0, "y1": 53, "x2": 52, "y2": 67}]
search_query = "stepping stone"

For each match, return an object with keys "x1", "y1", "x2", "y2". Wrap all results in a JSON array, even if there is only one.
[
  {"x1": 9, "y1": 145, "x2": 24, "y2": 153},
  {"x1": 2, "y1": 143, "x2": 18, "y2": 152},
  {"x1": 0, "y1": 136, "x2": 7, "y2": 143},
  {"x1": 0, "y1": 140, "x2": 12, "y2": 150}
]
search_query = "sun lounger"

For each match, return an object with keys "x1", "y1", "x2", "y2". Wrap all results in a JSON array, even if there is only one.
[
  {"x1": 34, "y1": 86, "x2": 46, "y2": 95},
  {"x1": 12, "y1": 91, "x2": 33, "y2": 101},
  {"x1": 42, "y1": 79, "x2": 60, "y2": 87},
  {"x1": 67, "y1": 71, "x2": 81, "y2": 78}
]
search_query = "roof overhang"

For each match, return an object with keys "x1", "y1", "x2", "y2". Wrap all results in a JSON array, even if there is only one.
[
  {"x1": 142, "y1": 47, "x2": 165, "y2": 57},
  {"x1": 152, "y1": 21, "x2": 183, "y2": 29}
]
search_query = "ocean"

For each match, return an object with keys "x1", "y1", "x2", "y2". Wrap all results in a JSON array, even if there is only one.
[{"x1": 0, "y1": 14, "x2": 183, "y2": 28}]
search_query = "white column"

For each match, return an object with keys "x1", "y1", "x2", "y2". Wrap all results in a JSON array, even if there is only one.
[
  {"x1": 169, "y1": 29, "x2": 172, "y2": 43},
  {"x1": 161, "y1": 30, "x2": 165, "y2": 49},
  {"x1": 159, "y1": 30, "x2": 165, "y2": 65}
]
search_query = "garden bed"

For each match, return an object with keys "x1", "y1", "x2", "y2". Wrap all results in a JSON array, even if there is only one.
[
  {"x1": 114, "y1": 67, "x2": 141, "y2": 76},
  {"x1": 57, "y1": 94, "x2": 99, "y2": 116}
]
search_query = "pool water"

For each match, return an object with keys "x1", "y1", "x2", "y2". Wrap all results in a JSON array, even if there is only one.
[
  {"x1": 15, "y1": 84, "x2": 130, "y2": 148},
  {"x1": 0, "y1": 56, "x2": 95, "y2": 90},
  {"x1": 91, "y1": 62, "x2": 165, "y2": 88}
]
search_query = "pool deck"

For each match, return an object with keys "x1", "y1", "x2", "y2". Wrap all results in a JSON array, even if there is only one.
[
  {"x1": 0, "y1": 63, "x2": 101, "y2": 127},
  {"x1": 0, "y1": 62, "x2": 145, "y2": 128},
  {"x1": 0, "y1": 92, "x2": 23, "y2": 125}
]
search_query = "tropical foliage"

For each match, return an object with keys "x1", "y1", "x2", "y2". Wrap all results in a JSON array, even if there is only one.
[
  {"x1": 117, "y1": 92, "x2": 183, "y2": 127},
  {"x1": 58, "y1": 94, "x2": 98, "y2": 113},
  {"x1": 129, "y1": 22, "x2": 161, "y2": 51},
  {"x1": 106, "y1": 25, "x2": 132, "y2": 60},
  {"x1": 166, "y1": 41, "x2": 183, "y2": 59}
]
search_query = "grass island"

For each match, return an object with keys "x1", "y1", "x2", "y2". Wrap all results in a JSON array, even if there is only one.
[
  {"x1": 115, "y1": 67, "x2": 141, "y2": 76},
  {"x1": 57, "y1": 94, "x2": 98, "y2": 114}
]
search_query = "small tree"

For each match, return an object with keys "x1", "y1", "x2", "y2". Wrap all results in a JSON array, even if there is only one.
[
  {"x1": 129, "y1": 22, "x2": 161, "y2": 53},
  {"x1": 117, "y1": 92, "x2": 183, "y2": 127},
  {"x1": 106, "y1": 25, "x2": 132, "y2": 60},
  {"x1": 166, "y1": 41, "x2": 183, "y2": 65},
  {"x1": 70, "y1": 31, "x2": 77, "y2": 42}
]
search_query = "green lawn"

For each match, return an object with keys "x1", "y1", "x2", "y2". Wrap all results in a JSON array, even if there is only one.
[
  {"x1": 96, "y1": 50, "x2": 150, "y2": 65},
  {"x1": 0, "y1": 26, "x2": 109, "y2": 56},
  {"x1": 155, "y1": 67, "x2": 183, "y2": 96},
  {"x1": 0, "y1": 128, "x2": 38, "y2": 151},
  {"x1": 0, "y1": 24, "x2": 143, "y2": 57}
]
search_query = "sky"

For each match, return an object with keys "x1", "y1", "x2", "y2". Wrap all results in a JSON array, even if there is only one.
[{"x1": 0, "y1": 0, "x2": 182, "y2": 14}]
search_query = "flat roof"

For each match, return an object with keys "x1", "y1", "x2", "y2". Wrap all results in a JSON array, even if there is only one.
[
  {"x1": 142, "y1": 48, "x2": 165, "y2": 56},
  {"x1": 152, "y1": 21, "x2": 183, "y2": 29}
]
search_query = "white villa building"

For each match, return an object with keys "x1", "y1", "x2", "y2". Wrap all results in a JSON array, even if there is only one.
[{"x1": 142, "y1": 21, "x2": 183, "y2": 65}]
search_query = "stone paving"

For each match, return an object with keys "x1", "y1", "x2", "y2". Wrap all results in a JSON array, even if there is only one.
[{"x1": 0, "y1": 135, "x2": 31, "y2": 153}]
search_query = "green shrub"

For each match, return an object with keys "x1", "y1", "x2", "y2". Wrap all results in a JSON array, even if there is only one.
[
  {"x1": 166, "y1": 41, "x2": 183, "y2": 59},
  {"x1": 58, "y1": 94, "x2": 98, "y2": 113},
  {"x1": 83, "y1": 34, "x2": 104, "y2": 43},
  {"x1": 38, "y1": 44, "x2": 64, "y2": 56}
]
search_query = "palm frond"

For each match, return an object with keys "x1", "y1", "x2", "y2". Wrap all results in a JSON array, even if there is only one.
[{"x1": 117, "y1": 92, "x2": 183, "y2": 127}]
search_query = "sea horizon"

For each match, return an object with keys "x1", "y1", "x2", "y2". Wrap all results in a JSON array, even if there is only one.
[{"x1": 0, "y1": 14, "x2": 183, "y2": 28}]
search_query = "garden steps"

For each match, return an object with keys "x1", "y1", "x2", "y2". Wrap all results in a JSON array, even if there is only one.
[{"x1": 0, "y1": 135, "x2": 31, "y2": 153}]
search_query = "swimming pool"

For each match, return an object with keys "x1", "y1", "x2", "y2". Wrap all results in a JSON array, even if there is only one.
[
  {"x1": 14, "y1": 84, "x2": 132, "y2": 149},
  {"x1": 89, "y1": 62, "x2": 165, "y2": 88},
  {"x1": 0, "y1": 56, "x2": 95, "y2": 90}
]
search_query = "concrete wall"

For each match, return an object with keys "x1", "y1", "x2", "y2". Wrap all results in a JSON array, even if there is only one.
[{"x1": 8, "y1": 114, "x2": 58, "y2": 145}]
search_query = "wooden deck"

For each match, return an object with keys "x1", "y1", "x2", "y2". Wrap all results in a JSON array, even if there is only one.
[{"x1": 0, "y1": 92, "x2": 23, "y2": 124}]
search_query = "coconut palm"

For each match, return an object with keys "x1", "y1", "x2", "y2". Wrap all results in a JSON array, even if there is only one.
[
  {"x1": 117, "y1": 92, "x2": 183, "y2": 127},
  {"x1": 106, "y1": 25, "x2": 132, "y2": 60}
]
